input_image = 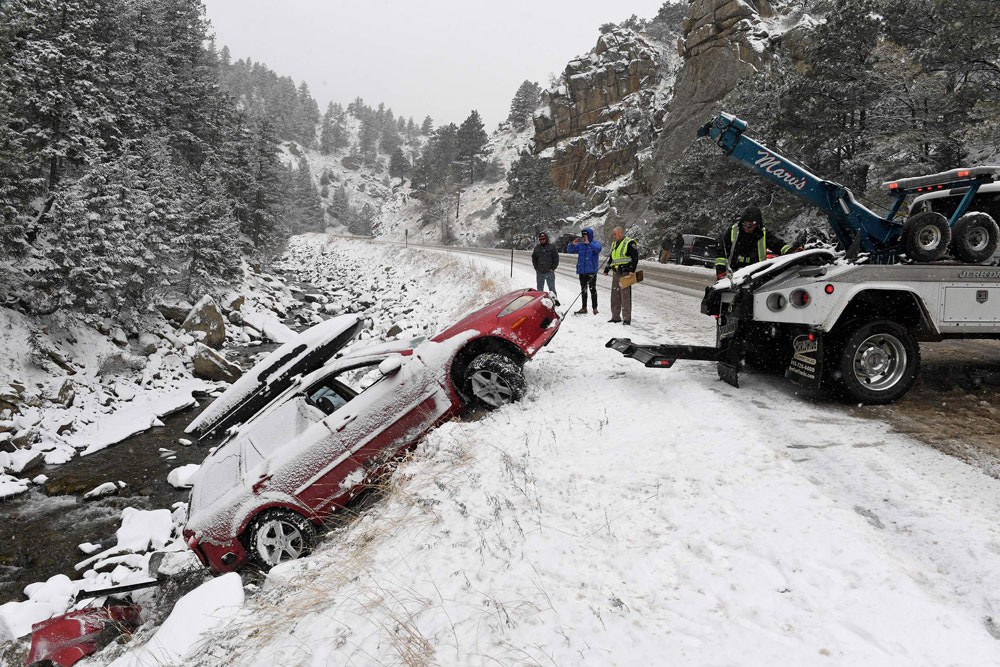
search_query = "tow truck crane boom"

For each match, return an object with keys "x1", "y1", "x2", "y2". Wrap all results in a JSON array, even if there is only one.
[{"x1": 698, "y1": 113, "x2": 1000, "y2": 263}]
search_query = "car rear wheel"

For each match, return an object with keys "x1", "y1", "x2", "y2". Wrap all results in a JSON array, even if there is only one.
[
  {"x1": 833, "y1": 320, "x2": 919, "y2": 405},
  {"x1": 464, "y1": 353, "x2": 525, "y2": 409},
  {"x1": 246, "y1": 509, "x2": 316, "y2": 570}
]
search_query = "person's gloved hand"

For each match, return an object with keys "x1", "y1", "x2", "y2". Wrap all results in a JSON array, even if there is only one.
[{"x1": 603, "y1": 268, "x2": 609, "y2": 275}]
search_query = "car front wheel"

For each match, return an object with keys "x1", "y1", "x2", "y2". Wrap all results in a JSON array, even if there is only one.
[
  {"x1": 246, "y1": 509, "x2": 316, "y2": 570},
  {"x1": 464, "y1": 353, "x2": 525, "y2": 409}
]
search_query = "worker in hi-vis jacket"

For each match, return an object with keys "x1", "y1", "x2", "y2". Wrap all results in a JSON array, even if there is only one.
[{"x1": 715, "y1": 206, "x2": 793, "y2": 279}]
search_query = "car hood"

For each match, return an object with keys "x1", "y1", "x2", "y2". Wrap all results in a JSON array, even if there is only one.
[
  {"x1": 430, "y1": 289, "x2": 534, "y2": 342},
  {"x1": 186, "y1": 314, "x2": 364, "y2": 438}
]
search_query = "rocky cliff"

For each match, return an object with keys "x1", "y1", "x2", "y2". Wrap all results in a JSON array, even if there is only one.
[{"x1": 531, "y1": 29, "x2": 672, "y2": 200}]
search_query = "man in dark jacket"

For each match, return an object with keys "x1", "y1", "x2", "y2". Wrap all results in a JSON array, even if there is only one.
[
  {"x1": 567, "y1": 227, "x2": 602, "y2": 314},
  {"x1": 715, "y1": 206, "x2": 793, "y2": 279},
  {"x1": 532, "y1": 232, "x2": 560, "y2": 300},
  {"x1": 604, "y1": 226, "x2": 639, "y2": 324}
]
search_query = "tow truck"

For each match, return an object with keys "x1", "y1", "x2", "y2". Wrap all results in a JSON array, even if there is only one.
[{"x1": 607, "y1": 113, "x2": 1000, "y2": 404}]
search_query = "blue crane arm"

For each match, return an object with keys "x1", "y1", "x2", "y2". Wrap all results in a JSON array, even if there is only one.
[{"x1": 698, "y1": 113, "x2": 900, "y2": 253}]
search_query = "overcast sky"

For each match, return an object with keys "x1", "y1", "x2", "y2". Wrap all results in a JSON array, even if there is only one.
[{"x1": 201, "y1": 0, "x2": 669, "y2": 130}]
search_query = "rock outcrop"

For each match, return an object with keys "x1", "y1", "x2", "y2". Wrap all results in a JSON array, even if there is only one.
[
  {"x1": 532, "y1": 29, "x2": 668, "y2": 197},
  {"x1": 642, "y1": 0, "x2": 773, "y2": 193}
]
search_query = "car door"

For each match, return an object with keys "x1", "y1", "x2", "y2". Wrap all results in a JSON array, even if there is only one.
[{"x1": 292, "y1": 352, "x2": 455, "y2": 513}]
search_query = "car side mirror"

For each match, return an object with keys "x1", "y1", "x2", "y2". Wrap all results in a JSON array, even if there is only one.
[{"x1": 378, "y1": 356, "x2": 404, "y2": 376}]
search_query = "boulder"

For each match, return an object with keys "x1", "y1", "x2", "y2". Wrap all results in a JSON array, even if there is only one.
[
  {"x1": 136, "y1": 333, "x2": 160, "y2": 356},
  {"x1": 56, "y1": 380, "x2": 75, "y2": 408},
  {"x1": 181, "y1": 295, "x2": 226, "y2": 348},
  {"x1": 157, "y1": 300, "x2": 194, "y2": 324},
  {"x1": 191, "y1": 344, "x2": 242, "y2": 383},
  {"x1": 110, "y1": 327, "x2": 128, "y2": 347}
]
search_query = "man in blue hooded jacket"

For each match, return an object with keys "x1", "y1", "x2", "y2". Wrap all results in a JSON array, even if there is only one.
[{"x1": 567, "y1": 227, "x2": 602, "y2": 314}]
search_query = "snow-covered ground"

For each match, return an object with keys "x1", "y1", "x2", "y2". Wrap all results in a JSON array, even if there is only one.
[{"x1": 5, "y1": 235, "x2": 1000, "y2": 665}]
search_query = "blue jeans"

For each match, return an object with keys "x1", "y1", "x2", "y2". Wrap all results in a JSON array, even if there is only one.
[{"x1": 536, "y1": 271, "x2": 556, "y2": 294}]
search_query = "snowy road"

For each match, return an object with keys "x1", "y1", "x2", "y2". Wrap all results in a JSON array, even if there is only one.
[{"x1": 188, "y1": 237, "x2": 1000, "y2": 667}]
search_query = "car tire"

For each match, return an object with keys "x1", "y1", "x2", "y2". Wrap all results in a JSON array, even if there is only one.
[
  {"x1": 902, "y1": 211, "x2": 951, "y2": 262},
  {"x1": 951, "y1": 212, "x2": 1000, "y2": 264},
  {"x1": 833, "y1": 320, "x2": 919, "y2": 405},
  {"x1": 246, "y1": 509, "x2": 316, "y2": 570},
  {"x1": 681, "y1": 253, "x2": 693, "y2": 266},
  {"x1": 464, "y1": 353, "x2": 525, "y2": 409}
]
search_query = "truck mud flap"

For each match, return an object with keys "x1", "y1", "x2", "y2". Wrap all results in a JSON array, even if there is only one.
[
  {"x1": 716, "y1": 339, "x2": 740, "y2": 387},
  {"x1": 786, "y1": 331, "x2": 823, "y2": 389}
]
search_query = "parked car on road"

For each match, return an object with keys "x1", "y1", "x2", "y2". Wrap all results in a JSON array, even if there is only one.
[
  {"x1": 183, "y1": 289, "x2": 560, "y2": 574},
  {"x1": 676, "y1": 234, "x2": 719, "y2": 267}
]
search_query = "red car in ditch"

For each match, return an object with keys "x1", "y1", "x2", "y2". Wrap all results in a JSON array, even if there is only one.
[{"x1": 182, "y1": 289, "x2": 560, "y2": 574}]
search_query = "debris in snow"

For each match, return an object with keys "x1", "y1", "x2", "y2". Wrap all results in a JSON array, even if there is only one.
[{"x1": 78, "y1": 542, "x2": 102, "y2": 555}]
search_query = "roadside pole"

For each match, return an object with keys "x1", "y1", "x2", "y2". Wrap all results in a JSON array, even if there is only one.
[
  {"x1": 510, "y1": 246, "x2": 514, "y2": 277},
  {"x1": 405, "y1": 229, "x2": 408, "y2": 247}
]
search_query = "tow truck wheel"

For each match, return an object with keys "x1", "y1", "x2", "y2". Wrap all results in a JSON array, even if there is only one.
[
  {"x1": 951, "y1": 212, "x2": 999, "y2": 264},
  {"x1": 902, "y1": 212, "x2": 951, "y2": 262},
  {"x1": 246, "y1": 509, "x2": 316, "y2": 570},
  {"x1": 835, "y1": 320, "x2": 919, "y2": 405}
]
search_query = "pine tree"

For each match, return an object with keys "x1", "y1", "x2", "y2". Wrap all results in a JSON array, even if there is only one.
[
  {"x1": 498, "y1": 152, "x2": 568, "y2": 248},
  {"x1": 421, "y1": 116, "x2": 434, "y2": 135},
  {"x1": 389, "y1": 148, "x2": 410, "y2": 179},
  {"x1": 507, "y1": 80, "x2": 542, "y2": 129},
  {"x1": 456, "y1": 110, "x2": 489, "y2": 183}
]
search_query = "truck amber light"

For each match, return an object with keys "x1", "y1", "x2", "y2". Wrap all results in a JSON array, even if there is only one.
[
  {"x1": 511, "y1": 316, "x2": 527, "y2": 329},
  {"x1": 825, "y1": 284, "x2": 834, "y2": 294},
  {"x1": 790, "y1": 289, "x2": 810, "y2": 308}
]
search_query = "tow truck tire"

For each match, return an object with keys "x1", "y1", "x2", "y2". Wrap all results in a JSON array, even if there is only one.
[
  {"x1": 951, "y1": 212, "x2": 999, "y2": 264},
  {"x1": 902, "y1": 212, "x2": 951, "y2": 262},
  {"x1": 834, "y1": 320, "x2": 919, "y2": 405}
]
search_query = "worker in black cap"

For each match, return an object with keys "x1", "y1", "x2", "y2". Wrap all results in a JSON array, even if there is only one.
[
  {"x1": 532, "y1": 231, "x2": 560, "y2": 302},
  {"x1": 715, "y1": 206, "x2": 793, "y2": 279}
]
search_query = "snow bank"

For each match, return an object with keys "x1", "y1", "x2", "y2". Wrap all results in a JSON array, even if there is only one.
[
  {"x1": 73, "y1": 390, "x2": 199, "y2": 456},
  {"x1": 107, "y1": 573, "x2": 244, "y2": 667}
]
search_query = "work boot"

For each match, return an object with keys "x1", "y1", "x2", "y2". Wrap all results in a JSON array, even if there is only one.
[
  {"x1": 574, "y1": 307, "x2": 588, "y2": 315},
  {"x1": 592, "y1": 307, "x2": 598, "y2": 315},
  {"x1": 623, "y1": 320, "x2": 631, "y2": 326},
  {"x1": 608, "y1": 318, "x2": 621, "y2": 323}
]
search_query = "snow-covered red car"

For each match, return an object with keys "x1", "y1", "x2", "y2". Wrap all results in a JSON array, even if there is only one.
[{"x1": 182, "y1": 289, "x2": 560, "y2": 574}]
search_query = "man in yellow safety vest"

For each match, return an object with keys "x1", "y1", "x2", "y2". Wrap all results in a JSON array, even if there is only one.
[
  {"x1": 604, "y1": 226, "x2": 639, "y2": 325},
  {"x1": 715, "y1": 206, "x2": 793, "y2": 280}
]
